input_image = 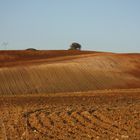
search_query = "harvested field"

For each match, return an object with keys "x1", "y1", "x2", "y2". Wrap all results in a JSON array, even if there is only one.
[{"x1": 0, "y1": 90, "x2": 140, "y2": 140}]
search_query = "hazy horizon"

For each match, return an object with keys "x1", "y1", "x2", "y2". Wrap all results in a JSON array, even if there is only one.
[{"x1": 0, "y1": 0, "x2": 140, "y2": 52}]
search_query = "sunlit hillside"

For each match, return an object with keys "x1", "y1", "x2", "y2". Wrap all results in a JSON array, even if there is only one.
[{"x1": 0, "y1": 50, "x2": 140, "y2": 95}]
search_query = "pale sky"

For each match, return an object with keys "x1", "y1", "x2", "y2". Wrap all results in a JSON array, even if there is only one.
[{"x1": 0, "y1": 0, "x2": 140, "y2": 52}]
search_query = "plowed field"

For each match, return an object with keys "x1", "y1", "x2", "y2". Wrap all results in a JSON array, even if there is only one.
[
  {"x1": 0, "y1": 50, "x2": 140, "y2": 139},
  {"x1": 0, "y1": 90, "x2": 140, "y2": 140},
  {"x1": 0, "y1": 50, "x2": 140, "y2": 95}
]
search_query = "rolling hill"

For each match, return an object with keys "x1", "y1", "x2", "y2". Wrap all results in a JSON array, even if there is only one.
[{"x1": 0, "y1": 50, "x2": 140, "y2": 95}]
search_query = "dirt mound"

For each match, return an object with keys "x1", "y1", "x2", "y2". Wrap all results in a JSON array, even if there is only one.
[{"x1": 0, "y1": 51, "x2": 140, "y2": 95}]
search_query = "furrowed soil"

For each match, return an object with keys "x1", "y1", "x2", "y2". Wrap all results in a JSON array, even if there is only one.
[
  {"x1": 0, "y1": 50, "x2": 140, "y2": 95},
  {"x1": 0, "y1": 50, "x2": 140, "y2": 140},
  {"x1": 0, "y1": 90, "x2": 140, "y2": 140}
]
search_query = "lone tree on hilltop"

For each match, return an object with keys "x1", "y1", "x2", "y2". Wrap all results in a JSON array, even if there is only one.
[{"x1": 69, "y1": 42, "x2": 81, "y2": 50}]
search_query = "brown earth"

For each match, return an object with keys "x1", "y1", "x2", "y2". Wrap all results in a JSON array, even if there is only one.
[
  {"x1": 0, "y1": 50, "x2": 95, "y2": 67},
  {"x1": 0, "y1": 50, "x2": 140, "y2": 140},
  {"x1": 0, "y1": 50, "x2": 140, "y2": 95},
  {"x1": 0, "y1": 90, "x2": 140, "y2": 140}
]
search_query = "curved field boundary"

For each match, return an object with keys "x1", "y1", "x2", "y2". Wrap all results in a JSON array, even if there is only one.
[{"x1": 23, "y1": 107, "x2": 134, "y2": 139}]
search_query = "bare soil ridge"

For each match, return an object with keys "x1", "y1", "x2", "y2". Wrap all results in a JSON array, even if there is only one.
[{"x1": 0, "y1": 50, "x2": 140, "y2": 95}]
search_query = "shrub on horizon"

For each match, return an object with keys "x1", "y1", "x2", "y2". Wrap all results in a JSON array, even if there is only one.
[{"x1": 69, "y1": 42, "x2": 81, "y2": 50}]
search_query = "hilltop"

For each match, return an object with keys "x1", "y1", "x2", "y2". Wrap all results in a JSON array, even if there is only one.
[{"x1": 0, "y1": 50, "x2": 140, "y2": 95}]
